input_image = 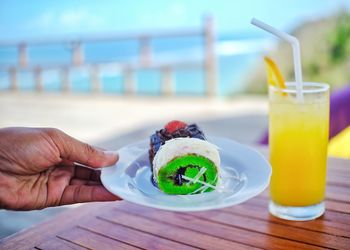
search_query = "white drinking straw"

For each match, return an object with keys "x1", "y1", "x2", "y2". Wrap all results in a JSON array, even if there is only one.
[{"x1": 251, "y1": 18, "x2": 303, "y2": 101}]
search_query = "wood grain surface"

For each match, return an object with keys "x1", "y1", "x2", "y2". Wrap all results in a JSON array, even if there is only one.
[{"x1": 1, "y1": 150, "x2": 349, "y2": 250}]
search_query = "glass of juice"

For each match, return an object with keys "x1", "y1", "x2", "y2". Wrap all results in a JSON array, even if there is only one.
[{"x1": 268, "y1": 82, "x2": 330, "y2": 221}]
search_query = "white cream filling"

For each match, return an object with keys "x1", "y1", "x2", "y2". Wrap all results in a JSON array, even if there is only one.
[{"x1": 152, "y1": 137, "x2": 220, "y2": 182}]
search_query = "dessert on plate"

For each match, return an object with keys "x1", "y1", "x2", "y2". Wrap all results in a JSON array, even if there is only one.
[{"x1": 149, "y1": 120, "x2": 220, "y2": 195}]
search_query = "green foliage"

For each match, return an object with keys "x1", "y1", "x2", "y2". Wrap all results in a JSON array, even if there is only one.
[
  {"x1": 243, "y1": 12, "x2": 350, "y2": 95},
  {"x1": 329, "y1": 13, "x2": 350, "y2": 64}
]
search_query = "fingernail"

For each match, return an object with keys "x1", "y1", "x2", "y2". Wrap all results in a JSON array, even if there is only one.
[
  {"x1": 104, "y1": 150, "x2": 119, "y2": 160},
  {"x1": 104, "y1": 150, "x2": 117, "y2": 155}
]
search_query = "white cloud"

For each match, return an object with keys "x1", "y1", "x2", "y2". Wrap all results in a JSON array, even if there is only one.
[
  {"x1": 60, "y1": 9, "x2": 88, "y2": 26},
  {"x1": 28, "y1": 11, "x2": 55, "y2": 29},
  {"x1": 26, "y1": 8, "x2": 104, "y2": 33},
  {"x1": 59, "y1": 9, "x2": 102, "y2": 28},
  {"x1": 138, "y1": 2, "x2": 190, "y2": 28},
  {"x1": 168, "y1": 2, "x2": 187, "y2": 18}
]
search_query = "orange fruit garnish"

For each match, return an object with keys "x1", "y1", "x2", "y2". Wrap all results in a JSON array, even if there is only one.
[{"x1": 264, "y1": 57, "x2": 287, "y2": 93}]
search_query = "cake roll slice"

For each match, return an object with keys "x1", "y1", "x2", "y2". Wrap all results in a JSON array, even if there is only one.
[
  {"x1": 149, "y1": 121, "x2": 206, "y2": 167},
  {"x1": 153, "y1": 137, "x2": 220, "y2": 195}
]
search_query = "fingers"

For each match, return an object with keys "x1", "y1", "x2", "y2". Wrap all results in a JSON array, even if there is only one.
[
  {"x1": 60, "y1": 185, "x2": 121, "y2": 205},
  {"x1": 70, "y1": 179, "x2": 101, "y2": 186},
  {"x1": 57, "y1": 161, "x2": 101, "y2": 181},
  {"x1": 45, "y1": 128, "x2": 118, "y2": 168},
  {"x1": 74, "y1": 165, "x2": 101, "y2": 181}
]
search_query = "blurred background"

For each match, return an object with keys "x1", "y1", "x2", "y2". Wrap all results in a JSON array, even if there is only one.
[{"x1": 1, "y1": 0, "x2": 350, "y2": 239}]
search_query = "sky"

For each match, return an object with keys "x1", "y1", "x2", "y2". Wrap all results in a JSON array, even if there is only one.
[{"x1": 0, "y1": 0, "x2": 350, "y2": 41}]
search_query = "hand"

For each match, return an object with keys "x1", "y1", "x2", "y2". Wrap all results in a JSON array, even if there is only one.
[{"x1": 0, "y1": 127, "x2": 120, "y2": 210}]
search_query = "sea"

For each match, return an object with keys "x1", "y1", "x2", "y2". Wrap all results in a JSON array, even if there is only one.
[{"x1": 0, "y1": 33, "x2": 272, "y2": 96}]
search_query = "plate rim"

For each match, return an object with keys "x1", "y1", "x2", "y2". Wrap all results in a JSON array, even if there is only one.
[{"x1": 101, "y1": 136, "x2": 271, "y2": 212}]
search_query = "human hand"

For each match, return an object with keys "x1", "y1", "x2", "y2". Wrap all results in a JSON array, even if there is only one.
[{"x1": 0, "y1": 127, "x2": 120, "y2": 210}]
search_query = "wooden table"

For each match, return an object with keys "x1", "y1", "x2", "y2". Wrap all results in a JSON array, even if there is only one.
[{"x1": 1, "y1": 149, "x2": 349, "y2": 250}]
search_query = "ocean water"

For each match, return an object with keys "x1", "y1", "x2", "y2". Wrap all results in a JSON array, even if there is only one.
[{"x1": 0, "y1": 34, "x2": 270, "y2": 96}]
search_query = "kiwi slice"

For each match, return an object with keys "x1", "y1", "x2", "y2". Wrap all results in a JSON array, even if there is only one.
[{"x1": 157, "y1": 154, "x2": 218, "y2": 195}]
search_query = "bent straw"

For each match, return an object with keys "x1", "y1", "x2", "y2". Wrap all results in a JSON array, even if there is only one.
[{"x1": 251, "y1": 18, "x2": 303, "y2": 101}]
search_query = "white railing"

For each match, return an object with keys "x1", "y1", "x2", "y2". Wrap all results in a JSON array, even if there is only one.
[{"x1": 0, "y1": 16, "x2": 218, "y2": 96}]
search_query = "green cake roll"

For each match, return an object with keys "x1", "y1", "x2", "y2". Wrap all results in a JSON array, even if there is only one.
[{"x1": 152, "y1": 137, "x2": 220, "y2": 195}]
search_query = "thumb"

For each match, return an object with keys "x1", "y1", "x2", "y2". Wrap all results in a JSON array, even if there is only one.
[{"x1": 45, "y1": 128, "x2": 118, "y2": 168}]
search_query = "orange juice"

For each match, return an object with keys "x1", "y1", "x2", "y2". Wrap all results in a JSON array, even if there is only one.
[{"x1": 269, "y1": 83, "x2": 329, "y2": 207}]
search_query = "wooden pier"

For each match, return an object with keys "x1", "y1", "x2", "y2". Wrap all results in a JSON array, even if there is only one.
[{"x1": 0, "y1": 16, "x2": 218, "y2": 96}]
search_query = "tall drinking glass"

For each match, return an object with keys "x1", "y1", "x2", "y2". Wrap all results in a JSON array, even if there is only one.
[{"x1": 268, "y1": 82, "x2": 330, "y2": 221}]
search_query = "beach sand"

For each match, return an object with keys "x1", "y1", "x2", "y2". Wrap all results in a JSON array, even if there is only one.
[
  {"x1": 0, "y1": 92, "x2": 268, "y2": 145},
  {"x1": 0, "y1": 92, "x2": 268, "y2": 239}
]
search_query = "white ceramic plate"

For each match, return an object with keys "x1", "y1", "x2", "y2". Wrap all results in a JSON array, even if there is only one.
[{"x1": 101, "y1": 137, "x2": 271, "y2": 212}]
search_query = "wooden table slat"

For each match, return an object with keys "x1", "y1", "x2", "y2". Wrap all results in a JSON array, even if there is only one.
[
  {"x1": 327, "y1": 158, "x2": 350, "y2": 171},
  {"x1": 258, "y1": 187, "x2": 350, "y2": 205},
  {"x1": 322, "y1": 210, "x2": 350, "y2": 225},
  {"x1": 242, "y1": 194, "x2": 350, "y2": 226},
  {"x1": 35, "y1": 237, "x2": 87, "y2": 250},
  {"x1": 325, "y1": 200, "x2": 350, "y2": 214},
  {"x1": 224, "y1": 203, "x2": 350, "y2": 238},
  {"x1": 57, "y1": 227, "x2": 139, "y2": 250},
  {"x1": 327, "y1": 171, "x2": 350, "y2": 181},
  {"x1": 98, "y1": 207, "x2": 258, "y2": 250},
  {"x1": 78, "y1": 216, "x2": 199, "y2": 250},
  {"x1": 0, "y1": 202, "x2": 111, "y2": 250},
  {"x1": 325, "y1": 191, "x2": 350, "y2": 205},
  {"x1": 328, "y1": 166, "x2": 350, "y2": 175},
  {"x1": 114, "y1": 202, "x2": 324, "y2": 250},
  {"x1": 327, "y1": 180, "x2": 350, "y2": 189},
  {"x1": 1, "y1": 147, "x2": 350, "y2": 250},
  {"x1": 246, "y1": 193, "x2": 350, "y2": 215},
  {"x1": 189, "y1": 209, "x2": 350, "y2": 249}
]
